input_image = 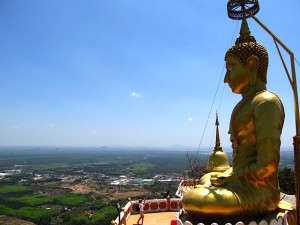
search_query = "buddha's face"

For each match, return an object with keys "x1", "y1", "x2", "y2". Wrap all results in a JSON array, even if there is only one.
[{"x1": 224, "y1": 56, "x2": 250, "y2": 94}]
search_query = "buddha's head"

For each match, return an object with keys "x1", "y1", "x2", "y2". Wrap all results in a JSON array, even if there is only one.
[{"x1": 224, "y1": 18, "x2": 269, "y2": 94}]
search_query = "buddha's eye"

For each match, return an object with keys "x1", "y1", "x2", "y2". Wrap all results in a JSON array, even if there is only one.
[{"x1": 227, "y1": 65, "x2": 233, "y2": 72}]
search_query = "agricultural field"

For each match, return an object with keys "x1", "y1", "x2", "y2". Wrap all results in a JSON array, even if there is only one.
[
  {"x1": 0, "y1": 147, "x2": 196, "y2": 224},
  {"x1": 0, "y1": 146, "x2": 295, "y2": 224}
]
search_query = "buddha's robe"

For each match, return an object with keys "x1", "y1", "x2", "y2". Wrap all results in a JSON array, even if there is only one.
[{"x1": 182, "y1": 90, "x2": 285, "y2": 216}]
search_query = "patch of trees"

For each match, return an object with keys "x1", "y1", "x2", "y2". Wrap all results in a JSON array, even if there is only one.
[
  {"x1": 279, "y1": 166, "x2": 295, "y2": 195},
  {"x1": 0, "y1": 183, "x2": 116, "y2": 225},
  {"x1": 62, "y1": 205, "x2": 116, "y2": 225}
]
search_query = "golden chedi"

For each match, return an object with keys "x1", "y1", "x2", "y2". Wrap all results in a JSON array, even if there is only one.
[
  {"x1": 182, "y1": 18, "x2": 285, "y2": 216},
  {"x1": 206, "y1": 114, "x2": 230, "y2": 173}
]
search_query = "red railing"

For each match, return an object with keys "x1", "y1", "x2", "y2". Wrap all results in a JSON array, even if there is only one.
[{"x1": 112, "y1": 198, "x2": 182, "y2": 224}]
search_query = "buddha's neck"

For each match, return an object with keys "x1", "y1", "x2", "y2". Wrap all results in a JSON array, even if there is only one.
[{"x1": 242, "y1": 83, "x2": 267, "y2": 98}]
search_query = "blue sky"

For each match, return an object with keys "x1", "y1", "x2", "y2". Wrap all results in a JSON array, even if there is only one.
[{"x1": 0, "y1": 0, "x2": 299, "y2": 149}]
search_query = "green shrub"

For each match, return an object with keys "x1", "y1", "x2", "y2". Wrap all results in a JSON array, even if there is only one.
[
  {"x1": 279, "y1": 166, "x2": 295, "y2": 195},
  {"x1": 130, "y1": 163, "x2": 154, "y2": 174},
  {"x1": 0, "y1": 197, "x2": 26, "y2": 209},
  {"x1": 7, "y1": 195, "x2": 54, "y2": 206},
  {"x1": 0, "y1": 184, "x2": 31, "y2": 195},
  {"x1": 62, "y1": 205, "x2": 116, "y2": 225},
  {"x1": 55, "y1": 193, "x2": 89, "y2": 207},
  {"x1": 63, "y1": 214, "x2": 88, "y2": 225},
  {"x1": 0, "y1": 204, "x2": 16, "y2": 216},
  {"x1": 90, "y1": 201, "x2": 107, "y2": 210},
  {"x1": 89, "y1": 205, "x2": 116, "y2": 225},
  {"x1": 16, "y1": 206, "x2": 58, "y2": 224}
]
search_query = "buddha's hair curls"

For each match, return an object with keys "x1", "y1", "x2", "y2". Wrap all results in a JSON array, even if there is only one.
[{"x1": 225, "y1": 35, "x2": 269, "y2": 84}]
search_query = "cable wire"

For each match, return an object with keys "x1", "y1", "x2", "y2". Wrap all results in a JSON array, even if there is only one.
[{"x1": 196, "y1": 20, "x2": 240, "y2": 157}]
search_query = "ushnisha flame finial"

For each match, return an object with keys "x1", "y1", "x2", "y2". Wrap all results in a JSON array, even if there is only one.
[{"x1": 235, "y1": 16, "x2": 256, "y2": 45}]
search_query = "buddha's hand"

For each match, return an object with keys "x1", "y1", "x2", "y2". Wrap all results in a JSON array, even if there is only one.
[{"x1": 210, "y1": 175, "x2": 229, "y2": 187}]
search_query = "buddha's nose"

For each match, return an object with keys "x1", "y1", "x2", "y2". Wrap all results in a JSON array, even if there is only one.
[{"x1": 224, "y1": 70, "x2": 230, "y2": 83}]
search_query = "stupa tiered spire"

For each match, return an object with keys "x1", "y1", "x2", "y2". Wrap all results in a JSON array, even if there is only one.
[{"x1": 206, "y1": 113, "x2": 230, "y2": 173}]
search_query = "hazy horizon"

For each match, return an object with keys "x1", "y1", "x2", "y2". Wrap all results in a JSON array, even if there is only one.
[{"x1": 0, "y1": 145, "x2": 294, "y2": 152}]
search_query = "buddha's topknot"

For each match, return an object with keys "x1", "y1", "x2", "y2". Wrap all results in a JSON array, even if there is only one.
[{"x1": 225, "y1": 19, "x2": 269, "y2": 84}]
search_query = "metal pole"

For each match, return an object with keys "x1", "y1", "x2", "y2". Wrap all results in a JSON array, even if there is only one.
[
  {"x1": 247, "y1": 11, "x2": 300, "y2": 132},
  {"x1": 293, "y1": 136, "x2": 300, "y2": 224},
  {"x1": 247, "y1": 10, "x2": 300, "y2": 225}
]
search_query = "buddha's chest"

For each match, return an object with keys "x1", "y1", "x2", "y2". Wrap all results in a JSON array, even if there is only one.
[{"x1": 232, "y1": 100, "x2": 256, "y2": 142}]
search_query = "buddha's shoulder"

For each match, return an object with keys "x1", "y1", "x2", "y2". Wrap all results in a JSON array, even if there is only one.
[
  {"x1": 254, "y1": 90, "x2": 281, "y2": 101},
  {"x1": 253, "y1": 91, "x2": 283, "y2": 106}
]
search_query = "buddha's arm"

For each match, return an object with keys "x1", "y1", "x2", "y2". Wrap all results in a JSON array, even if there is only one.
[
  {"x1": 199, "y1": 168, "x2": 232, "y2": 187},
  {"x1": 211, "y1": 97, "x2": 284, "y2": 187},
  {"x1": 210, "y1": 168, "x2": 233, "y2": 187},
  {"x1": 234, "y1": 98, "x2": 284, "y2": 181}
]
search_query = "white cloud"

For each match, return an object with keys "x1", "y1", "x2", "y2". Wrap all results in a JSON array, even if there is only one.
[
  {"x1": 11, "y1": 125, "x2": 20, "y2": 129},
  {"x1": 188, "y1": 117, "x2": 193, "y2": 122},
  {"x1": 91, "y1": 130, "x2": 97, "y2": 134},
  {"x1": 47, "y1": 124, "x2": 55, "y2": 127},
  {"x1": 131, "y1": 91, "x2": 141, "y2": 98}
]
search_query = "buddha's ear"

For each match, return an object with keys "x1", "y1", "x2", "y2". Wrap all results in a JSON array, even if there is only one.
[{"x1": 247, "y1": 55, "x2": 259, "y2": 85}]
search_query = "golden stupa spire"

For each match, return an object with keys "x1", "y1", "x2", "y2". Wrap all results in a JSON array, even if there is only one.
[
  {"x1": 206, "y1": 113, "x2": 230, "y2": 172},
  {"x1": 214, "y1": 113, "x2": 221, "y2": 151}
]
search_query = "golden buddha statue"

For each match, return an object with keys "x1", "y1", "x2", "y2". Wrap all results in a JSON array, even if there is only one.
[{"x1": 182, "y1": 18, "x2": 285, "y2": 216}]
